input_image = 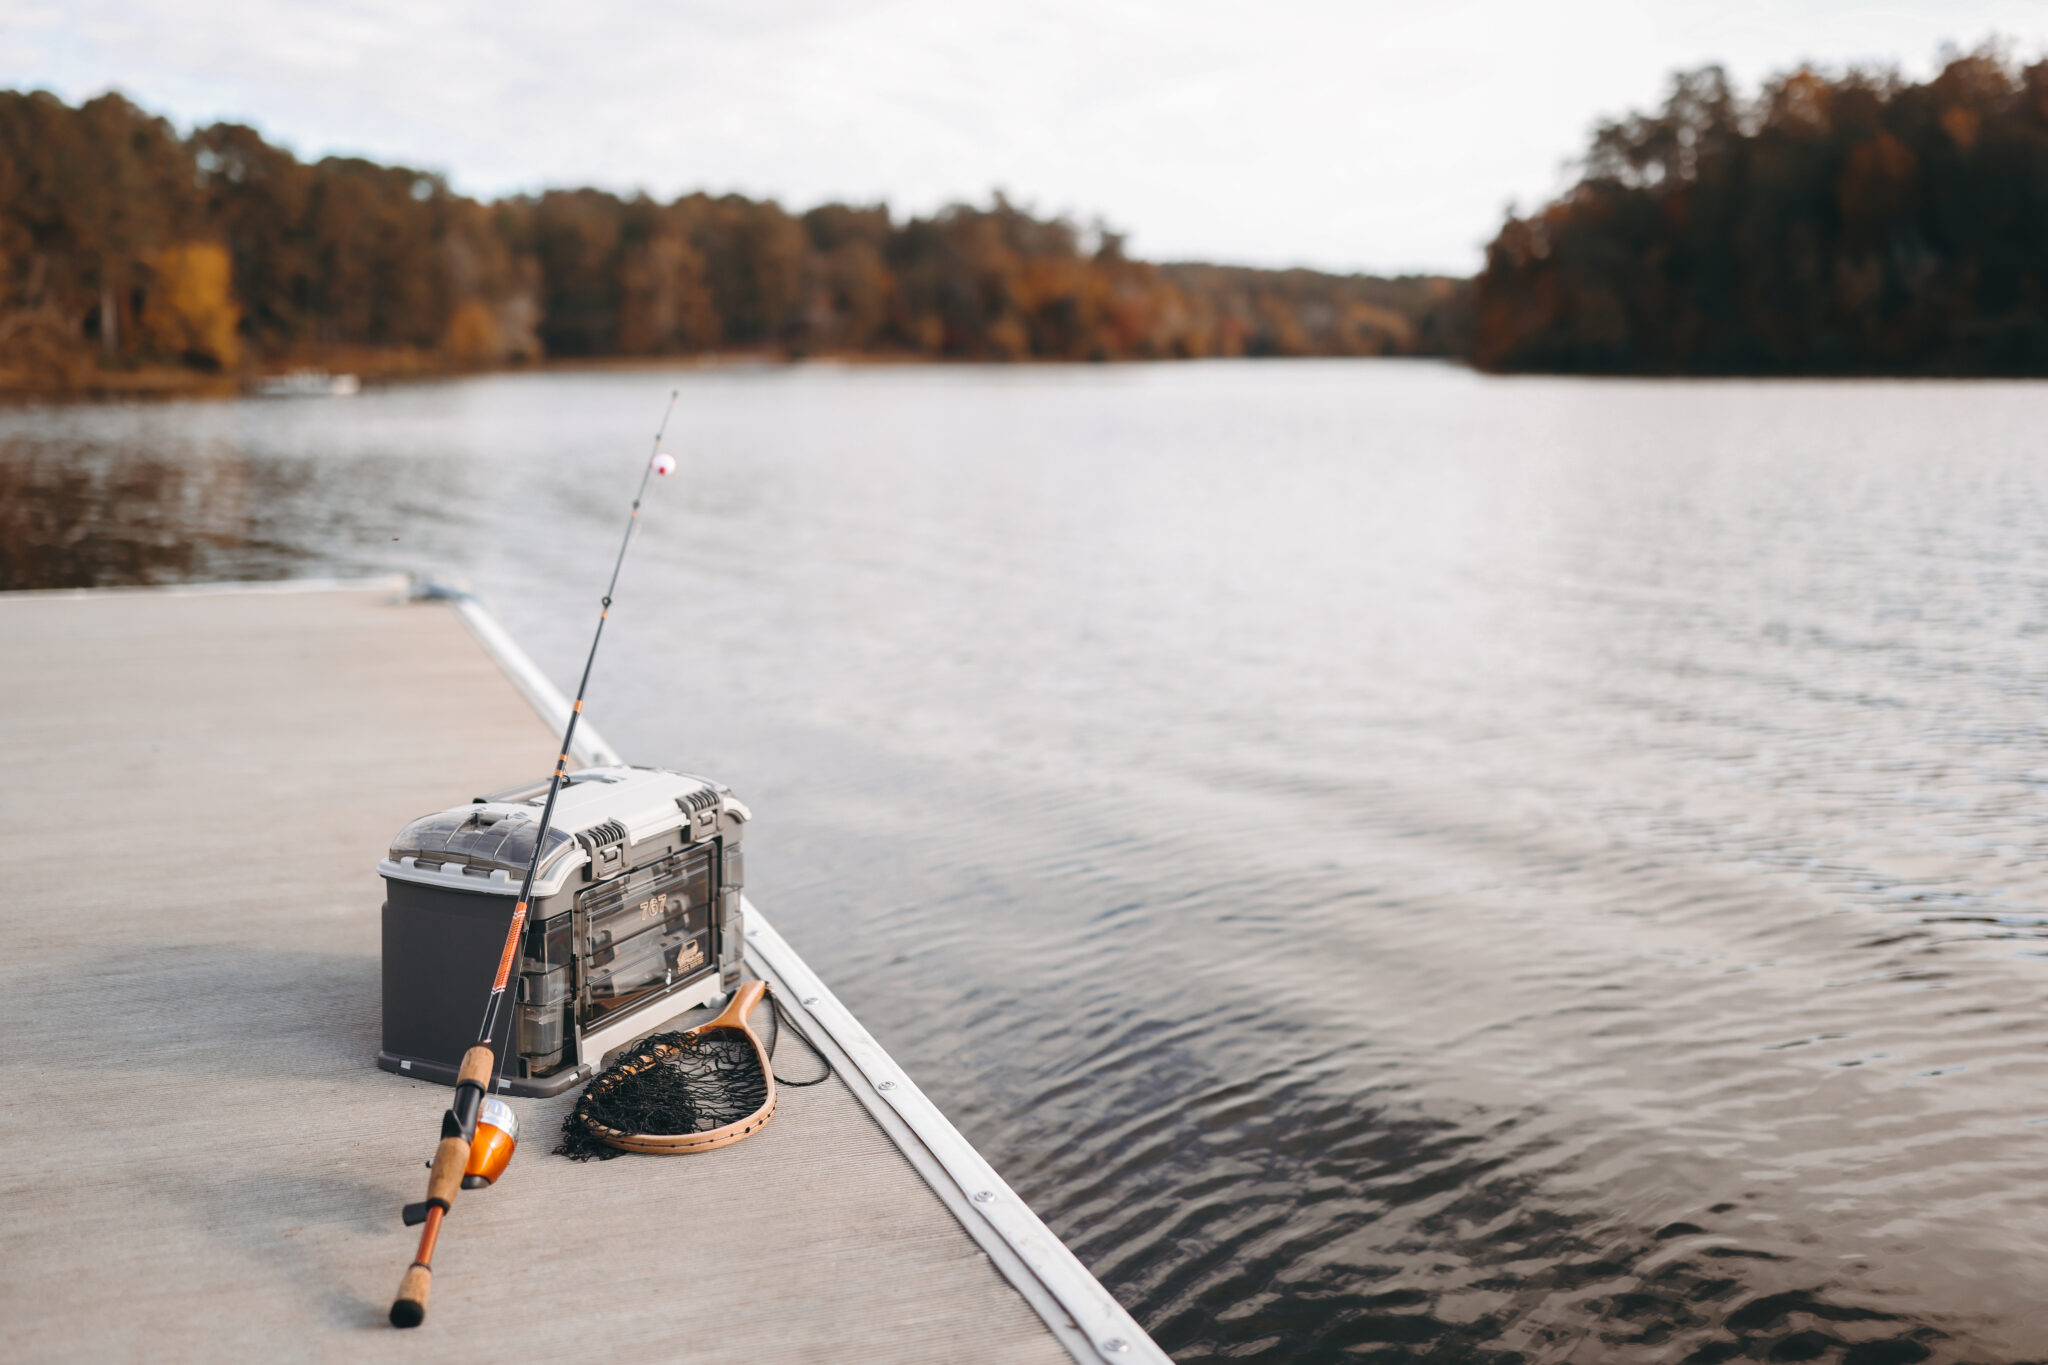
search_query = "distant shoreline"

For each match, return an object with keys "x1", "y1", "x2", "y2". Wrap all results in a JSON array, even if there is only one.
[
  {"x1": 12, "y1": 344, "x2": 2031, "y2": 412},
  {"x1": 0, "y1": 348, "x2": 1477, "y2": 405},
  {"x1": 15, "y1": 349, "x2": 2048, "y2": 407}
]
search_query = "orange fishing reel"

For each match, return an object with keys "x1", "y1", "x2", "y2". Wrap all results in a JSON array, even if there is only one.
[
  {"x1": 402, "y1": 1096, "x2": 518, "y2": 1228},
  {"x1": 461, "y1": 1097, "x2": 519, "y2": 1188}
]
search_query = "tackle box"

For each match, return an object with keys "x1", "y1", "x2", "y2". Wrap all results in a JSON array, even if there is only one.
[{"x1": 376, "y1": 765, "x2": 749, "y2": 1096}]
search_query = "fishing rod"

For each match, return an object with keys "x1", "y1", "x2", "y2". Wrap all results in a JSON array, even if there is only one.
[{"x1": 390, "y1": 390, "x2": 681, "y2": 1329}]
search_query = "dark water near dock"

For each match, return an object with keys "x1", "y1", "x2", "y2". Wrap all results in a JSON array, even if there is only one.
[{"x1": 8, "y1": 361, "x2": 2048, "y2": 1363}]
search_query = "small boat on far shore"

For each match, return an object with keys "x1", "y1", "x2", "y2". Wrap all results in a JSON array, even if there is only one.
[{"x1": 251, "y1": 369, "x2": 361, "y2": 398}]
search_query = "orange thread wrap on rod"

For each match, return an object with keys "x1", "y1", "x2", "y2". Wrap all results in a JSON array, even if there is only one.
[{"x1": 489, "y1": 903, "x2": 528, "y2": 994}]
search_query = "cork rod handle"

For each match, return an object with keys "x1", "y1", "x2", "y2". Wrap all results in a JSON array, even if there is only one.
[
  {"x1": 457, "y1": 1044, "x2": 495, "y2": 1090},
  {"x1": 390, "y1": 1045, "x2": 493, "y2": 1327},
  {"x1": 424, "y1": 1136, "x2": 469, "y2": 1206},
  {"x1": 391, "y1": 1261, "x2": 432, "y2": 1327}
]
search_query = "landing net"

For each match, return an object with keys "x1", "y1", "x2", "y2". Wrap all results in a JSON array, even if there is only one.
[
  {"x1": 557, "y1": 1029, "x2": 767, "y2": 1160},
  {"x1": 556, "y1": 990, "x2": 829, "y2": 1161}
]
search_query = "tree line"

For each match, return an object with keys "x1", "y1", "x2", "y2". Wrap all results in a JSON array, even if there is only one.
[
  {"x1": 1474, "y1": 49, "x2": 2048, "y2": 374},
  {"x1": 0, "y1": 90, "x2": 1467, "y2": 390},
  {"x1": 18, "y1": 52, "x2": 2041, "y2": 388}
]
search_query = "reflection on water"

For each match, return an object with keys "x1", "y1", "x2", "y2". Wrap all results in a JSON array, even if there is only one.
[
  {"x1": 0, "y1": 439, "x2": 255, "y2": 588},
  {"x1": 7, "y1": 363, "x2": 2048, "y2": 1363}
]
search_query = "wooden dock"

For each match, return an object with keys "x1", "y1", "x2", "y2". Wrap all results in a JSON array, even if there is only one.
[{"x1": 0, "y1": 580, "x2": 1164, "y2": 1363}]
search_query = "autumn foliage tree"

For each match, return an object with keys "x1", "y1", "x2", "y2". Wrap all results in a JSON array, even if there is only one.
[
  {"x1": 0, "y1": 87, "x2": 1465, "y2": 390},
  {"x1": 1474, "y1": 50, "x2": 2048, "y2": 373}
]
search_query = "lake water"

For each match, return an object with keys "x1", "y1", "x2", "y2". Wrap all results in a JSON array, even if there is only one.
[{"x1": 8, "y1": 361, "x2": 2048, "y2": 1363}]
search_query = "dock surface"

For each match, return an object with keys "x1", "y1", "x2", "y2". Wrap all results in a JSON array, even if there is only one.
[{"x1": 0, "y1": 583, "x2": 1091, "y2": 1363}]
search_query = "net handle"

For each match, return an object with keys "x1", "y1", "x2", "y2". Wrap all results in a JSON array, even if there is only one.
[{"x1": 707, "y1": 979, "x2": 767, "y2": 1031}]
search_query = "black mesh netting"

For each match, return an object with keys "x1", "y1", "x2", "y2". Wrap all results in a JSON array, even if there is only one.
[
  {"x1": 555, "y1": 990, "x2": 831, "y2": 1161},
  {"x1": 556, "y1": 1030, "x2": 768, "y2": 1161}
]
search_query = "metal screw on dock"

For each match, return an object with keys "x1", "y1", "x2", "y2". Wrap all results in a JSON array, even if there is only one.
[
  {"x1": 973, "y1": 1190, "x2": 996, "y2": 1204},
  {"x1": 877, "y1": 1080, "x2": 897, "y2": 1091},
  {"x1": 803, "y1": 996, "x2": 819, "y2": 1006},
  {"x1": 1102, "y1": 1340, "x2": 1130, "y2": 1354}
]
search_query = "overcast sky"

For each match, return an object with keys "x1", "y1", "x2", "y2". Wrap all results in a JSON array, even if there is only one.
[{"x1": 6, "y1": 1, "x2": 2044, "y2": 275}]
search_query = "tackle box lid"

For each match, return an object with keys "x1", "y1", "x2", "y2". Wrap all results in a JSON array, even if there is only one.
[{"x1": 378, "y1": 765, "x2": 747, "y2": 898}]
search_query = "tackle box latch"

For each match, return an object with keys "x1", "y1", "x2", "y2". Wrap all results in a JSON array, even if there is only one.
[
  {"x1": 575, "y1": 819, "x2": 630, "y2": 878},
  {"x1": 675, "y1": 787, "x2": 720, "y2": 841}
]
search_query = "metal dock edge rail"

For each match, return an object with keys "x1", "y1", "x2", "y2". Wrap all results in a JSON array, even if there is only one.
[{"x1": 427, "y1": 578, "x2": 1172, "y2": 1365}]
